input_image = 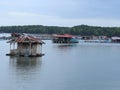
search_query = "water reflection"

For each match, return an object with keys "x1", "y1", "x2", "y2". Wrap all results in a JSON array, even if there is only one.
[
  {"x1": 9, "y1": 56, "x2": 42, "y2": 78},
  {"x1": 8, "y1": 57, "x2": 43, "y2": 89},
  {"x1": 54, "y1": 44, "x2": 78, "y2": 50},
  {"x1": 9, "y1": 56, "x2": 42, "y2": 69}
]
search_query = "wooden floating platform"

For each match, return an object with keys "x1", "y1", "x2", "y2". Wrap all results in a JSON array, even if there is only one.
[
  {"x1": 6, "y1": 53, "x2": 45, "y2": 57},
  {"x1": 52, "y1": 34, "x2": 79, "y2": 44}
]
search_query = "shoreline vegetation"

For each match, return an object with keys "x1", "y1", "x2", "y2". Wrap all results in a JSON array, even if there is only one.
[{"x1": 0, "y1": 24, "x2": 120, "y2": 37}]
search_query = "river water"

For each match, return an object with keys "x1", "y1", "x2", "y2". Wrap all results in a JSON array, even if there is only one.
[{"x1": 0, "y1": 40, "x2": 120, "y2": 90}]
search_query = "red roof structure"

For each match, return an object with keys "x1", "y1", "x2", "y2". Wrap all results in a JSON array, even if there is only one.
[
  {"x1": 53, "y1": 34, "x2": 74, "y2": 38},
  {"x1": 8, "y1": 35, "x2": 45, "y2": 44}
]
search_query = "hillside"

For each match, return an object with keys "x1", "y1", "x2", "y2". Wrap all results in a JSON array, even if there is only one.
[{"x1": 0, "y1": 25, "x2": 120, "y2": 37}]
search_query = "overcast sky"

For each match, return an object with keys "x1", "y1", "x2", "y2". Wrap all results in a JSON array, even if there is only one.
[{"x1": 0, "y1": 0, "x2": 120, "y2": 27}]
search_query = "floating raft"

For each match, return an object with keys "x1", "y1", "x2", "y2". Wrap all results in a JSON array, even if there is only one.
[
  {"x1": 6, "y1": 53, "x2": 45, "y2": 57},
  {"x1": 52, "y1": 34, "x2": 79, "y2": 43}
]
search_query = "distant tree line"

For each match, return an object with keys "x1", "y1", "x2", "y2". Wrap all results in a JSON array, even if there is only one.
[{"x1": 0, "y1": 25, "x2": 120, "y2": 37}]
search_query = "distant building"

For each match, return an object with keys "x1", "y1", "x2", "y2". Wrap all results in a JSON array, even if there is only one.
[
  {"x1": 92, "y1": 36, "x2": 108, "y2": 40},
  {"x1": 7, "y1": 35, "x2": 45, "y2": 57},
  {"x1": 111, "y1": 37, "x2": 120, "y2": 43},
  {"x1": 81, "y1": 36, "x2": 108, "y2": 40}
]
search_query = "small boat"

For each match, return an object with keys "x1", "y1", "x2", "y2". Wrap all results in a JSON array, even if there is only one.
[{"x1": 70, "y1": 37, "x2": 79, "y2": 43}]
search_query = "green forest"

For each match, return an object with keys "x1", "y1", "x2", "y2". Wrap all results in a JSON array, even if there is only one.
[{"x1": 0, "y1": 25, "x2": 120, "y2": 37}]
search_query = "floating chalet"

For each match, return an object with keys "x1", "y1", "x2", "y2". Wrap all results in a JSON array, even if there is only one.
[
  {"x1": 6, "y1": 35, "x2": 45, "y2": 57},
  {"x1": 52, "y1": 34, "x2": 79, "y2": 43},
  {"x1": 111, "y1": 37, "x2": 120, "y2": 43}
]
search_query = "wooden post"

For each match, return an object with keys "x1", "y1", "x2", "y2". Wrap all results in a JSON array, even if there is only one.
[
  {"x1": 39, "y1": 44, "x2": 41, "y2": 54},
  {"x1": 13, "y1": 42, "x2": 15, "y2": 50},
  {"x1": 29, "y1": 43, "x2": 32, "y2": 55},
  {"x1": 10, "y1": 43, "x2": 12, "y2": 51}
]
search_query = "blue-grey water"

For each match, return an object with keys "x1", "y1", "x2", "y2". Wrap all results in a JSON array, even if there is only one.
[{"x1": 0, "y1": 40, "x2": 120, "y2": 90}]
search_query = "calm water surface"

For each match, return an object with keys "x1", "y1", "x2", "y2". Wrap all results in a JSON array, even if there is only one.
[{"x1": 0, "y1": 40, "x2": 120, "y2": 90}]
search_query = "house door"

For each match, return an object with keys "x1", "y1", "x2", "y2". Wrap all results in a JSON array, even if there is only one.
[{"x1": 25, "y1": 49, "x2": 30, "y2": 56}]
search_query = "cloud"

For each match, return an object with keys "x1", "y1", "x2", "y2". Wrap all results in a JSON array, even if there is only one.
[
  {"x1": 1, "y1": 11, "x2": 120, "y2": 27},
  {"x1": 0, "y1": 11, "x2": 118, "y2": 27},
  {"x1": 0, "y1": 0, "x2": 120, "y2": 26},
  {"x1": 8, "y1": 12, "x2": 41, "y2": 17}
]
